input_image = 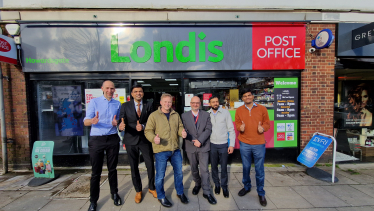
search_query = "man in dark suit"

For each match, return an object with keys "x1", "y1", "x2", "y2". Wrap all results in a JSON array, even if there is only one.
[
  {"x1": 181, "y1": 96, "x2": 216, "y2": 205},
  {"x1": 118, "y1": 84, "x2": 156, "y2": 203}
]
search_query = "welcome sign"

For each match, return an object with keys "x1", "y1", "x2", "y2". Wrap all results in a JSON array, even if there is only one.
[{"x1": 21, "y1": 24, "x2": 305, "y2": 72}]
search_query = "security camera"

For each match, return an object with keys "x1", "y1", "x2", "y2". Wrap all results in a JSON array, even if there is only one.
[{"x1": 309, "y1": 48, "x2": 316, "y2": 53}]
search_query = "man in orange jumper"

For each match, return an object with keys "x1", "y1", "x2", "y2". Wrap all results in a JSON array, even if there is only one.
[{"x1": 235, "y1": 88, "x2": 270, "y2": 207}]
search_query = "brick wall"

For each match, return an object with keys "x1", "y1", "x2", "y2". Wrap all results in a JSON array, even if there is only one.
[
  {"x1": 301, "y1": 23, "x2": 336, "y2": 162},
  {"x1": 0, "y1": 46, "x2": 30, "y2": 170}
]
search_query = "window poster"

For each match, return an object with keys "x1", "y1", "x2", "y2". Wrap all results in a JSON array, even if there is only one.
[
  {"x1": 342, "y1": 81, "x2": 373, "y2": 128},
  {"x1": 52, "y1": 85, "x2": 83, "y2": 136}
]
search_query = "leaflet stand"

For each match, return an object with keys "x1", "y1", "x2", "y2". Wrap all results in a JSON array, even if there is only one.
[{"x1": 299, "y1": 132, "x2": 339, "y2": 183}]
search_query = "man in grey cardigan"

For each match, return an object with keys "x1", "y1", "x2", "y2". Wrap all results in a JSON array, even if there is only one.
[{"x1": 207, "y1": 96, "x2": 236, "y2": 198}]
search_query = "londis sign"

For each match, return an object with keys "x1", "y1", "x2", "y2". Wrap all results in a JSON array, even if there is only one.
[{"x1": 21, "y1": 25, "x2": 305, "y2": 72}]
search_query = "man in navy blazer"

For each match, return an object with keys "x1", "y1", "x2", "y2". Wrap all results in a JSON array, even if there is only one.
[
  {"x1": 181, "y1": 96, "x2": 216, "y2": 205},
  {"x1": 118, "y1": 84, "x2": 156, "y2": 203}
]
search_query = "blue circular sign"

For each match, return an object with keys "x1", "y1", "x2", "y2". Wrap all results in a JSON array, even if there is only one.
[{"x1": 311, "y1": 29, "x2": 334, "y2": 49}]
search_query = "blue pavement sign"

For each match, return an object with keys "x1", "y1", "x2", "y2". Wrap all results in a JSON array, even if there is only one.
[{"x1": 297, "y1": 134, "x2": 333, "y2": 168}]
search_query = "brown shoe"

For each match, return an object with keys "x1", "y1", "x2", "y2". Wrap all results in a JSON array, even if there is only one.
[
  {"x1": 148, "y1": 189, "x2": 157, "y2": 198},
  {"x1": 135, "y1": 191, "x2": 142, "y2": 203}
]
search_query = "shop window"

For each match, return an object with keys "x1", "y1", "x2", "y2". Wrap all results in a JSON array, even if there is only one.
[{"x1": 34, "y1": 80, "x2": 129, "y2": 154}]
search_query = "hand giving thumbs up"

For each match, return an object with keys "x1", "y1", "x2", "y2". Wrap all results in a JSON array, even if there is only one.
[
  {"x1": 258, "y1": 121, "x2": 264, "y2": 133},
  {"x1": 119, "y1": 118, "x2": 125, "y2": 131},
  {"x1": 91, "y1": 111, "x2": 99, "y2": 125},
  {"x1": 154, "y1": 134, "x2": 160, "y2": 144},
  {"x1": 136, "y1": 120, "x2": 142, "y2": 131}
]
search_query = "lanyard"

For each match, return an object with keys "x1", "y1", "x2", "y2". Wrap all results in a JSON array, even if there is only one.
[{"x1": 192, "y1": 112, "x2": 199, "y2": 124}]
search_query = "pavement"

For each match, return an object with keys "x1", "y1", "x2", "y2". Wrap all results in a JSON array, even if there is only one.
[{"x1": 1, "y1": 163, "x2": 374, "y2": 211}]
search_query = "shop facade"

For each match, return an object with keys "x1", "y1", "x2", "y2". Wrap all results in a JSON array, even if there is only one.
[
  {"x1": 335, "y1": 23, "x2": 374, "y2": 162},
  {"x1": 9, "y1": 22, "x2": 334, "y2": 167}
]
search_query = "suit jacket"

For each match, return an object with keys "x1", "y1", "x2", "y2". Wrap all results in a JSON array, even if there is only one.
[
  {"x1": 119, "y1": 99, "x2": 153, "y2": 146},
  {"x1": 181, "y1": 110, "x2": 212, "y2": 153}
]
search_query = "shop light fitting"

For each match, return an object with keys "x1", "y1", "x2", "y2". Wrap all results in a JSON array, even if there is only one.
[
  {"x1": 169, "y1": 84, "x2": 179, "y2": 86},
  {"x1": 165, "y1": 79, "x2": 177, "y2": 81},
  {"x1": 142, "y1": 84, "x2": 151, "y2": 86},
  {"x1": 137, "y1": 80, "x2": 144, "y2": 83}
]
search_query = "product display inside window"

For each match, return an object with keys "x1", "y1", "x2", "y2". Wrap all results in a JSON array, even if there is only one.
[
  {"x1": 34, "y1": 80, "x2": 129, "y2": 154},
  {"x1": 184, "y1": 77, "x2": 299, "y2": 149}
]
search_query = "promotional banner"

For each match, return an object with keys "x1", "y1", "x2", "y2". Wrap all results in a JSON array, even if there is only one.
[
  {"x1": 52, "y1": 86, "x2": 83, "y2": 136},
  {"x1": 21, "y1": 24, "x2": 305, "y2": 72},
  {"x1": 32, "y1": 141, "x2": 55, "y2": 178},
  {"x1": 297, "y1": 134, "x2": 333, "y2": 168},
  {"x1": 0, "y1": 35, "x2": 17, "y2": 65},
  {"x1": 203, "y1": 93, "x2": 212, "y2": 106},
  {"x1": 85, "y1": 88, "x2": 127, "y2": 106},
  {"x1": 342, "y1": 81, "x2": 373, "y2": 128}
]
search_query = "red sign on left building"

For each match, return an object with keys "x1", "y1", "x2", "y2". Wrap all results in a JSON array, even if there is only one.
[
  {"x1": 0, "y1": 35, "x2": 17, "y2": 65},
  {"x1": 252, "y1": 24, "x2": 305, "y2": 70}
]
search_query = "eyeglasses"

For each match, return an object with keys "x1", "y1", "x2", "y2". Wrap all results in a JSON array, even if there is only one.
[{"x1": 191, "y1": 102, "x2": 200, "y2": 104}]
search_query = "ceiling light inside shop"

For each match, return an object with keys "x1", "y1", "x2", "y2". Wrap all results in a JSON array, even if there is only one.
[
  {"x1": 142, "y1": 84, "x2": 151, "y2": 86},
  {"x1": 165, "y1": 79, "x2": 177, "y2": 81},
  {"x1": 169, "y1": 84, "x2": 179, "y2": 86},
  {"x1": 137, "y1": 80, "x2": 144, "y2": 83}
]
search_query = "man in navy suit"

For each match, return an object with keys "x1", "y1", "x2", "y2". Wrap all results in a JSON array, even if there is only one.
[{"x1": 118, "y1": 84, "x2": 157, "y2": 203}]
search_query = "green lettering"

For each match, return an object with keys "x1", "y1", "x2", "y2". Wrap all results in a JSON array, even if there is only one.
[
  {"x1": 41, "y1": 59, "x2": 45, "y2": 63},
  {"x1": 111, "y1": 34, "x2": 131, "y2": 63},
  {"x1": 65, "y1": 59, "x2": 69, "y2": 63},
  {"x1": 208, "y1": 41, "x2": 224, "y2": 62},
  {"x1": 36, "y1": 59, "x2": 40, "y2": 63},
  {"x1": 176, "y1": 32, "x2": 196, "y2": 63},
  {"x1": 26, "y1": 58, "x2": 30, "y2": 63},
  {"x1": 154, "y1": 41, "x2": 174, "y2": 63},
  {"x1": 32, "y1": 59, "x2": 36, "y2": 63},
  {"x1": 130, "y1": 41, "x2": 152, "y2": 63},
  {"x1": 199, "y1": 42, "x2": 205, "y2": 62}
]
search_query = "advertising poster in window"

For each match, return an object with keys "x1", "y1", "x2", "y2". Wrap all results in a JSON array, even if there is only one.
[
  {"x1": 342, "y1": 81, "x2": 373, "y2": 128},
  {"x1": 85, "y1": 88, "x2": 127, "y2": 106},
  {"x1": 273, "y1": 78, "x2": 299, "y2": 147},
  {"x1": 52, "y1": 85, "x2": 83, "y2": 136}
]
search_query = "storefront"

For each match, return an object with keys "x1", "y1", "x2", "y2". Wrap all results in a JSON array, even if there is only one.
[
  {"x1": 335, "y1": 23, "x2": 374, "y2": 162},
  {"x1": 21, "y1": 23, "x2": 306, "y2": 166}
]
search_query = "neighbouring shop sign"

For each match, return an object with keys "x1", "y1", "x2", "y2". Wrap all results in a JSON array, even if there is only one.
[
  {"x1": 20, "y1": 25, "x2": 305, "y2": 72},
  {"x1": 0, "y1": 35, "x2": 17, "y2": 65},
  {"x1": 338, "y1": 23, "x2": 374, "y2": 56},
  {"x1": 297, "y1": 134, "x2": 333, "y2": 168},
  {"x1": 32, "y1": 141, "x2": 55, "y2": 178}
]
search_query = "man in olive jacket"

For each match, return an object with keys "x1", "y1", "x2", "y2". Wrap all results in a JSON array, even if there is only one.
[{"x1": 144, "y1": 93, "x2": 188, "y2": 208}]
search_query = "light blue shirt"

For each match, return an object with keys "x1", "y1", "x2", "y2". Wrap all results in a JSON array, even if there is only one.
[
  {"x1": 84, "y1": 95, "x2": 121, "y2": 136},
  {"x1": 134, "y1": 100, "x2": 143, "y2": 112},
  {"x1": 245, "y1": 102, "x2": 257, "y2": 112}
]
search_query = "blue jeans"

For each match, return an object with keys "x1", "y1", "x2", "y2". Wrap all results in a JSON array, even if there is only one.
[
  {"x1": 154, "y1": 149, "x2": 184, "y2": 199},
  {"x1": 239, "y1": 141, "x2": 266, "y2": 196}
]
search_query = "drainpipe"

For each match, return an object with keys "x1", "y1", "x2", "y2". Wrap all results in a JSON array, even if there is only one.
[{"x1": 0, "y1": 65, "x2": 7, "y2": 174}]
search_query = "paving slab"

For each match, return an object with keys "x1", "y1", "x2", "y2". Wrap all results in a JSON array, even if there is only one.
[
  {"x1": 54, "y1": 175, "x2": 107, "y2": 199},
  {"x1": 0, "y1": 190, "x2": 29, "y2": 208},
  {"x1": 233, "y1": 172, "x2": 272, "y2": 188},
  {"x1": 336, "y1": 170, "x2": 374, "y2": 184},
  {"x1": 287, "y1": 171, "x2": 331, "y2": 186},
  {"x1": 360, "y1": 170, "x2": 374, "y2": 178},
  {"x1": 40, "y1": 198, "x2": 88, "y2": 211},
  {"x1": 230, "y1": 187, "x2": 277, "y2": 210},
  {"x1": 332, "y1": 173, "x2": 360, "y2": 185},
  {"x1": 0, "y1": 175, "x2": 33, "y2": 190},
  {"x1": 265, "y1": 171, "x2": 302, "y2": 187},
  {"x1": 321, "y1": 185, "x2": 374, "y2": 206},
  {"x1": 265, "y1": 186, "x2": 313, "y2": 209},
  {"x1": 0, "y1": 190, "x2": 53, "y2": 210},
  {"x1": 336, "y1": 206, "x2": 374, "y2": 211},
  {"x1": 121, "y1": 188, "x2": 160, "y2": 210},
  {"x1": 20, "y1": 174, "x2": 73, "y2": 190},
  {"x1": 160, "y1": 188, "x2": 199, "y2": 211},
  {"x1": 79, "y1": 188, "x2": 132, "y2": 211},
  {"x1": 292, "y1": 186, "x2": 348, "y2": 208},
  {"x1": 101, "y1": 174, "x2": 129, "y2": 190},
  {"x1": 350, "y1": 184, "x2": 374, "y2": 198},
  {"x1": 297, "y1": 208, "x2": 338, "y2": 211},
  {"x1": 196, "y1": 187, "x2": 239, "y2": 210},
  {"x1": 208, "y1": 172, "x2": 243, "y2": 188}
]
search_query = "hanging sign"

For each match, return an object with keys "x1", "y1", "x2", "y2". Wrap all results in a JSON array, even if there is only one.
[
  {"x1": 311, "y1": 29, "x2": 334, "y2": 49},
  {"x1": 0, "y1": 35, "x2": 17, "y2": 65},
  {"x1": 32, "y1": 141, "x2": 55, "y2": 178}
]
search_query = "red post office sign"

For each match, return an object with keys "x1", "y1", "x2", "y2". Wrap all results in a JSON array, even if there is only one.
[
  {"x1": 252, "y1": 25, "x2": 305, "y2": 70},
  {"x1": 0, "y1": 35, "x2": 17, "y2": 65}
]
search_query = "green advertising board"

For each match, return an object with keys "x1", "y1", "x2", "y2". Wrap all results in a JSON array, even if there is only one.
[{"x1": 31, "y1": 141, "x2": 55, "y2": 178}]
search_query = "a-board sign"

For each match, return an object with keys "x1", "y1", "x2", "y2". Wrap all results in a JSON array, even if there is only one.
[
  {"x1": 297, "y1": 134, "x2": 333, "y2": 168},
  {"x1": 31, "y1": 141, "x2": 55, "y2": 178}
]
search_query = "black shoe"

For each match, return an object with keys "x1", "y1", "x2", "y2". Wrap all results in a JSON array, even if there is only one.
[
  {"x1": 111, "y1": 193, "x2": 122, "y2": 206},
  {"x1": 192, "y1": 186, "x2": 201, "y2": 195},
  {"x1": 238, "y1": 187, "x2": 251, "y2": 196},
  {"x1": 203, "y1": 194, "x2": 217, "y2": 205},
  {"x1": 158, "y1": 197, "x2": 172, "y2": 207},
  {"x1": 177, "y1": 193, "x2": 189, "y2": 204},
  {"x1": 259, "y1": 195, "x2": 267, "y2": 207},
  {"x1": 222, "y1": 188, "x2": 229, "y2": 198},
  {"x1": 214, "y1": 186, "x2": 220, "y2": 195},
  {"x1": 88, "y1": 202, "x2": 97, "y2": 211}
]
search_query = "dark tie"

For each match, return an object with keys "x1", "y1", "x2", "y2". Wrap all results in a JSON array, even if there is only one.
[{"x1": 137, "y1": 103, "x2": 141, "y2": 117}]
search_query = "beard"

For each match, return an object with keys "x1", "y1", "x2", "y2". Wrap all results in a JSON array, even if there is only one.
[{"x1": 212, "y1": 105, "x2": 219, "y2": 110}]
